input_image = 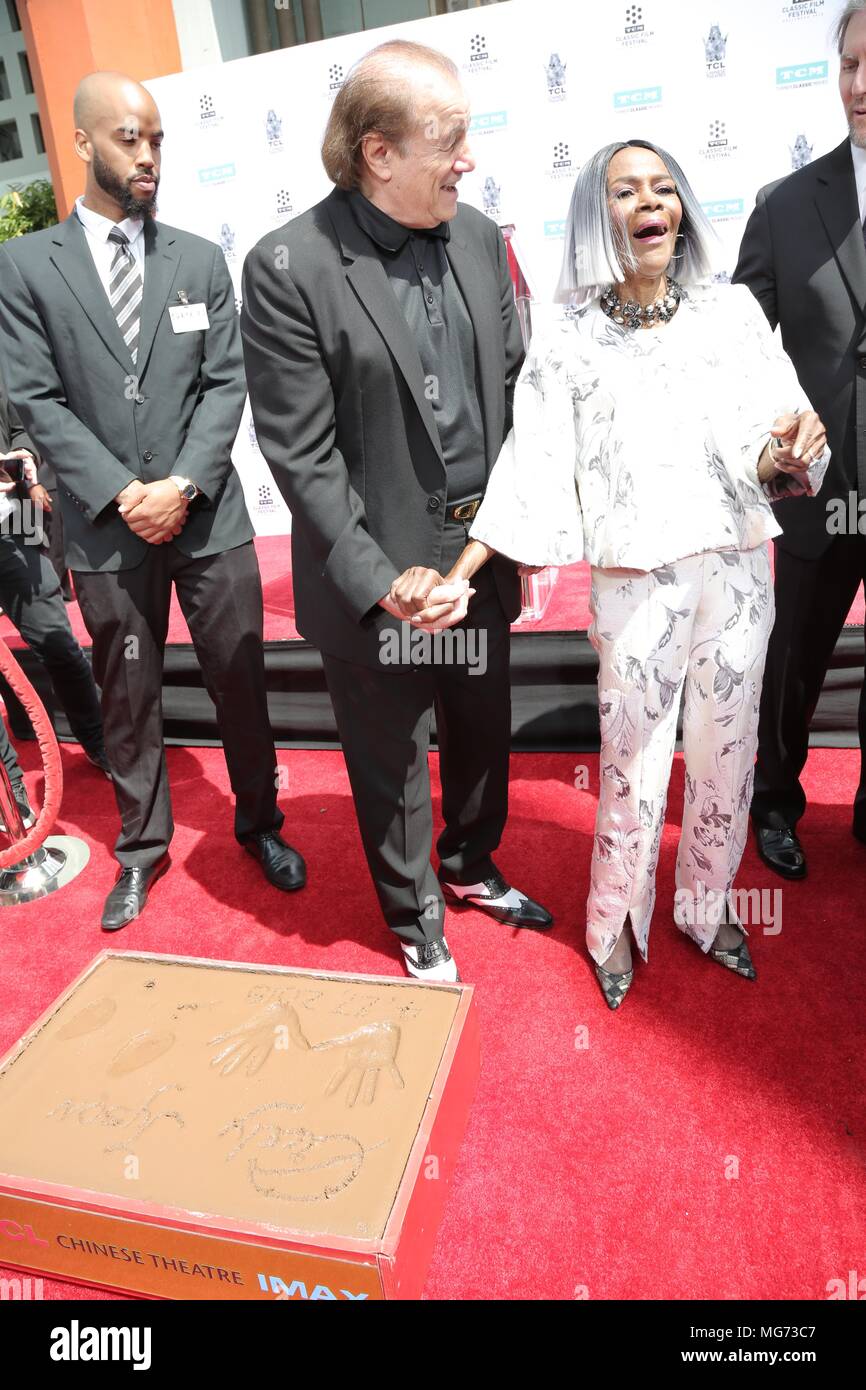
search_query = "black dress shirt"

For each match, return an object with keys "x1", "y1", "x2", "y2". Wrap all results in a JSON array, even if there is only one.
[{"x1": 347, "y1": 190, "x2": 487, "y2": 500}]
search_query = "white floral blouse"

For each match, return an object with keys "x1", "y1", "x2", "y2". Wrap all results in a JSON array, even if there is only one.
[{"x1": 471, "y1": 281, "x2": 829, "y2": 571}]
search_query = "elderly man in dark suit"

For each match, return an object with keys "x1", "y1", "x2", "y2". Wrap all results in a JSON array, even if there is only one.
[
  {"x1": 0, "y1": 71, "x2": 305, "y2": 929},
  {"x1": 242, "y1": 40, "x2": 551, "y2": 981},
  {"x1": 734, "y1": 0, "x2": 866, "y2": 877}
]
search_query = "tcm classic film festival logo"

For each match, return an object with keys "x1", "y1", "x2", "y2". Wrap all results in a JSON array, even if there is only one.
[
  {"x1": 700, "y1": 118, "x2": 738, "y2": 163},
  {"x1": 781, "y1": 0, "x2": 825, "y2": 19},
  {"x1": 462, "y1": 32, "x2": 499, "y2": 77},
  {"x1": 617, "y1": 4, "x2": 654, "y2": 49},
  {"x1": 326, "y1": 62, "x2": 345, "y2": 99},
  {"x1": 547, "y1": 140, "x2": 575, "y2": 183},
  {"x1": 197, "y1": 91, "x2": 223, "y2": 131}
]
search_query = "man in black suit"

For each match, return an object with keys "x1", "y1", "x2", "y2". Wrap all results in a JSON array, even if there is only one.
[
  {"x1": 0, "y1": 71, "x2": 305, "y2": 928},
  {"x1": 1, "y1": 372, "x2": 106, "y2": 773},
  {"x1": 242, "y1": 41, "x2": 551, "y2": 981},
  {"x1": 734, "y1": 1, "x2": 866, "y2": 876}
]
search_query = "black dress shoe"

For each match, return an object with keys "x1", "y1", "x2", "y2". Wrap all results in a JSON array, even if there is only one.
[
  {"x1": 101, "y1": 856, "x2": 170, "y2": 931},
  {"x1": 754, "y1": 824, "x2": 806, "y2": 879},
  {"x1": 243, "y1": 831, "x2": 306, "y2": 891},
  {"x1": 439, "y1": 867, "x2": 553, "y2": 930},
  {"x1": 401, "y1": 937, "x2": 460, "y2": 982},
  {"x1": 83, "y1": 743, "x2": 112, "y2": 779}
]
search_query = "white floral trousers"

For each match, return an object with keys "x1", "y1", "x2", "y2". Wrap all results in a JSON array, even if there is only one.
[{"x1": 586, "y1": 546, "x2": 774, "y2": 967}]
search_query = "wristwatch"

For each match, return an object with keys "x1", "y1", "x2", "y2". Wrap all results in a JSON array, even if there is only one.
[{"x1": 169, "y1": 475, "x2": 199, "y2": 501}]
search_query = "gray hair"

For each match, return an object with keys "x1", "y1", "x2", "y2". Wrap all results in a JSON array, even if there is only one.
[
  {"x1": 834, "y1": 1, "x2": 866, "y2": 52},
  {"x1": 555, "y1": 140, "x2": 716, "y2": 304}
]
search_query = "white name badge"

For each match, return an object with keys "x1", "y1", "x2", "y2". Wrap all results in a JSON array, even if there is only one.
[{"x1": 169, "y1": 302, "x2": 210, "y2": 333}]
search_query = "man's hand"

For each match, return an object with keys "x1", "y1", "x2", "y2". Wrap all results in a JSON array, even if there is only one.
[
  {"x1": 117, "y1": 479, "x2": 189, "y2": 544},
  {"x1": 758, "y1": 410, "x2": 827, "y2": 482},
  {"x1": 0, "y1": 448, "x2": 35, "y2": 495},
  {"x1": 384, "y1": 566, "x2": 448, "y2": 618},
  {"x1": 380, "y1": 567, "x2": 473, "y2": 629},
  {"x1": 408, "y1": 578, "x2": 475, "y2": 631}
]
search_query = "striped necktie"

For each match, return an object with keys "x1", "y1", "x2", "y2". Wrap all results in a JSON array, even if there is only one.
[{"x1": 107, "y1": 226, "x2": 142, "y2": 365}]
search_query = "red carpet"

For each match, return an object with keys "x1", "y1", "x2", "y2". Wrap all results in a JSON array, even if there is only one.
[
  {"x1": 2, "y1": 537, "x2": 862, "y2": 648},
  {"x1": 2, "y1": 742, "x2": 864, "y2": 1300}
]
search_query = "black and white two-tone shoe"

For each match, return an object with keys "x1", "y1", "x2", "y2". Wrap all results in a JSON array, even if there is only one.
[
  {"x1": 439, "y1": 867, "x2": 553, "y2": 931},
  {"x1": 401, "y1": 937, "x2": 460, "y2": 983}
]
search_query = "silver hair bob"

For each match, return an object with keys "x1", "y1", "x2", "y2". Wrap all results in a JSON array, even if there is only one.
[
  {"x1": 834, "y1": 0, "x2": 866, "y2": 52},
  {"x1": 555, "y1": 139, "x2": 716, "y2": 305}
]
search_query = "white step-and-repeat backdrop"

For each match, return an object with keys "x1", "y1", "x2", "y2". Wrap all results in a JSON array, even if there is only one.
[{"x1": 146, "y1": 0, "x2": 843, "y2": 536}]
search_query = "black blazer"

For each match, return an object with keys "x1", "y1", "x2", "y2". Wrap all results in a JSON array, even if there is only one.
[
  {"x1": 0, "y1": 211, "x2": 252, "y2": 573},
  {"x1": 734, "y1": 139, "x2": 866, "y2": 559},
  {"x1": 241, "y1": 188, "x2": 524, "y2": 667}
]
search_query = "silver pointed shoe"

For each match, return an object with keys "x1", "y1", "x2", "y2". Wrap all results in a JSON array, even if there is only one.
[
  {"x1": 708, "y1": 928, "x2": 756, "y2": 980},
  {"x1": 594, "y1": 962, "x2": 634, "y2": 1011}
]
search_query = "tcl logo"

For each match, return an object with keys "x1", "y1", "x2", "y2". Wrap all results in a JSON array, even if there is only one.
[{"x1": 0, "y1": 1219, "x2": 49, "y2": 1248}]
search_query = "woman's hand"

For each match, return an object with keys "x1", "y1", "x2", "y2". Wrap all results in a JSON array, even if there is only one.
[
  {"x1": 758, "y1": 410, "x2": 827, "y2": 482},
  {"x1": 517, "y1": 564, "x2": 545, "y2": 577}
]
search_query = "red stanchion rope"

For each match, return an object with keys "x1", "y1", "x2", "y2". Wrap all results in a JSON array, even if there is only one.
[{"x1": 0, "y1": 634, "x2": 64, "y2": 868}]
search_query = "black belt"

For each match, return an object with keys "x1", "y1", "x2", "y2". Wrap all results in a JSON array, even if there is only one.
[{"x1": 445, "y1": 494, "x2": 483, "y2": 523}]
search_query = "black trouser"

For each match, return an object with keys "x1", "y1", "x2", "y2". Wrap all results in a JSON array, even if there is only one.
[
  {"x1": 752, "y1": 533, "x2": 866, "y2": 835},
  {"x1": 0, "y1": 712, "x2": 24, "y2": 790},
  {"x1": 74, "y1": 540, "x2": 282, "y2": 868},
  {"x1": 42, "y1": 491, "x2": 72, "y2": 601},
  {"x1": 0, "y1": 532, "x2": 102, "y2": 748},
  {"x1": 322, "y1": 520, "x2": 512, "y2": 947}
]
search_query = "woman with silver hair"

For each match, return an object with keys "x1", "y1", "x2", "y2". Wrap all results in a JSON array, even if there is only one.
[{"x1": 411, "y1": 139, "x2": 829, "y2": 1009}]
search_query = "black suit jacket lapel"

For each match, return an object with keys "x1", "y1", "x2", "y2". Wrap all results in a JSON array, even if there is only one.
[
  {"x1": 327, "y1": 191, "x2": 445, "y2": 465},
  {"x1": 135, "y1": 221, "x2": 180, "y2": 379},
  {"x1": 49, "y1": 211, "x2": 134, "y2": 371},
  {"x1": 814, "y1": 139, "x2": 866, "y2": 321}
]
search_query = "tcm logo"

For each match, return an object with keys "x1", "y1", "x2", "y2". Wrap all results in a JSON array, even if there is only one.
[
  {"x1": 198, "y1": 162, "x2": 236, "y2": 185},
  {"x1": 469, "y1": 111, "x2": 507, "y2": 135},
  {"x1": 258, "y1": 1273, "x2": 369, "y2": 1299},
  {"x1": 827, "y1": 1270, "x2": 866, "y2": 1299},
  {"x1": 614, "y1": 85, "x2": 661, "y2": 109},
  {"x1": 0, "y1": 1217, "x2": 49, "y2": 1247},
  {"x1": 702, "y1": 197, "x2": 745, "y2": 219},
  {"x1": 776, "y1": 60, "x2": 828, "y2": 86}
]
